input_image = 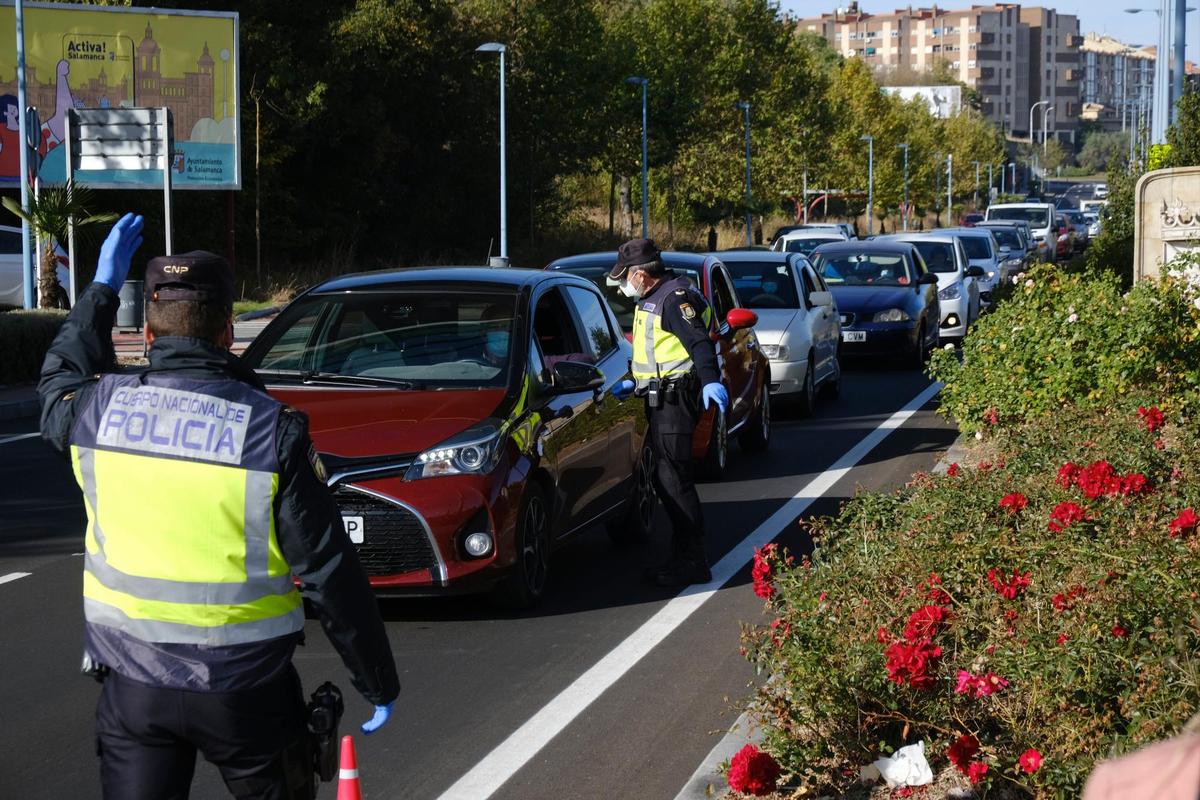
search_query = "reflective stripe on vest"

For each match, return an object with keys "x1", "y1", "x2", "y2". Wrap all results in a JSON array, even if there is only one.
[
  {"x1": 631, "y1": 294, "x2": 712, "y2": 389},
  {"x1": 69, "y1": 374, "x2": 303, "y2": 647}
]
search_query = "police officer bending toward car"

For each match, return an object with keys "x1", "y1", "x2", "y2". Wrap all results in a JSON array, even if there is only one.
[
  {"x1": 609, "y1": 238, "x2": 729, "y2": 587},
  {"x1": 38, "y1": 214, "x2": 400, "y2": 799}
]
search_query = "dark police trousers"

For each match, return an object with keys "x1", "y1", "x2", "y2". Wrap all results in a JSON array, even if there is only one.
[
  {"x1": 96, "y1": 666, "x2": 314, "y2": 800},
  {"x1": 647, "y1": 375, "x2": 707, "y2": 566}
]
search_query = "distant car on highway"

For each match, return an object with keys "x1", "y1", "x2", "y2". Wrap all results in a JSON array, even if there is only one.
[
  {"x1": 1062, "y1": 210, "x2": 1090, "y2": 251},
  {"x1": 942, "y1": 227, "x2": 1005, "y2": 306},
  {"x1": 810, "y1": 240, "x2": 940, "y2": 367},
  {"x1": 1094, "y1": 183, "x2": 1109, "y2": 199},
  {"x1": 546, "y1": 251, "x2": 771, "y2": 479},
  {"x1": 877, "y1": 232, "x2": 983, "y2": 343},
  {"x1": 975, "y1": 222, "x2": 1030, "y2": 274},
  {"x1": 1053, "y1": 212, "x2": 1076, "y2": 259},
  {"x1": 0, "y1": 225, "x2": 70, "y2": 308},
  {"x1": 985, "y1": 202, "x2": 1057, "y2": 263},
  {"x1": 773, "y1": 222, "x2": 855, "y2": 242},
  {"x1": 960, "y1": 212, "x2": 985, "y2": 227},
  {"x1": 1084, "y1": 211, "x2": 1102, "y2": 238},
  {"x1": 771, "y1": 229, "x2": 848, "y2": 256},
  {"x1": 242, "y1": 267, "x2": 654, "y2": 608},
  {"x1": 717, "y1": 250, "x2": 841, "y2": 414}
]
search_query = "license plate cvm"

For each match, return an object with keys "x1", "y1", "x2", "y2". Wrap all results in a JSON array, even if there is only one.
[
  {"x1": 842, "y1": 331, "x2": 866, "y2": 342},
  {"x1": 342, "y1": 516, "x2": 364, "y2": 544}
]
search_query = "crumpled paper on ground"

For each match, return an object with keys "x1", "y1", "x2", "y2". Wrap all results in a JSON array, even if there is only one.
[{"x1": 860, "y1": 741, "x2": 934, "y2": 788}]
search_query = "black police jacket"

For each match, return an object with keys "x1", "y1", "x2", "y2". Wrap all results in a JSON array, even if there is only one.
[{"x1": 38, "y1": 282, "x2": 401, "y2": 705}]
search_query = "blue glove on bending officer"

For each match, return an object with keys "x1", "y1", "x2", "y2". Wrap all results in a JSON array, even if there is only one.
[
  {"x1": 94, "y1": 213, "x2": 145, "y2": 292},
  {"x1": 702, "y1": 382, "x2": 729, "y2": 413}
]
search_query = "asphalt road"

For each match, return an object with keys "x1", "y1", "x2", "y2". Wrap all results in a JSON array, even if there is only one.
[{"x1": 0, "y1": 365, "x2": 955, "y2": 799}]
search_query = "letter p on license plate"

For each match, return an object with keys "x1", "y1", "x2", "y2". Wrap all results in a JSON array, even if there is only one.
[{"x1": 342, "y1": 516, "x2": 364, "y2": 544}]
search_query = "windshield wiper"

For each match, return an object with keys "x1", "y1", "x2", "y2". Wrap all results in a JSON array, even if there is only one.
[{"x1": 300, "y1": 371, "x2": 418, "y2": 389}]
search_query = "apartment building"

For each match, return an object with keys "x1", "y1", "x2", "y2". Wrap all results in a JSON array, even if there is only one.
[
  {"x1": 797, "y1": 4, "x2": 1080, "y2": 143},
  {"x1": 1079, "y1": 33, "x2": 1154, "y2": 133}
]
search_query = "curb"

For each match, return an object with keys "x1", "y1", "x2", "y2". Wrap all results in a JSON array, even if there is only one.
[
  {"x1": 930, "y1": 432, "x2": 971, "y2": 475},
  {"x1": 672, "y1": 710, "x2": 760, "y2": 800}
]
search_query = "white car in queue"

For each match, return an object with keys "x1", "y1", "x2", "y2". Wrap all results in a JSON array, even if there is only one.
[
  {"x1": 0, "y1": 224, "x2": 70, "y2": 307},
  {"x1": 772, "y1": 229, "x2": 849, "y2": 257},
  {"x1": 716, "y1": 250, "x2": 841, "y2": 414},
  {"x1": 875, "y1": 232, "x2": 983, "y2": 343},
  {"x1": 941, "y1": 227, "x2": 1005, "y2": 307}
]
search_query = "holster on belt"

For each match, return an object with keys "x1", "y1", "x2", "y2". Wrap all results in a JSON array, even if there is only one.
[{"x1": 307, "y1": 681, "x2": 344, "y2": 782}]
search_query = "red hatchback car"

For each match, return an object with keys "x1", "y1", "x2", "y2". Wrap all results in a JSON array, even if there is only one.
[
  {"x1": 241, "y1": 267, "x2": 655, "y2": 607},
  {"x1": 545, "y1": 251, "x2": 772, "y2": 478}
]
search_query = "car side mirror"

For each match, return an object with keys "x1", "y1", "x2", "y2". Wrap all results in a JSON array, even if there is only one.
[
  {"x1": 917, "y1": 272, "x2": 939, "y2": 286},
  {"x1": 726, "y1": 308, "x2": 758, "y2": 330},
  {"x1": 549, "y1": 361, "x2": 605, "y2": 394},
  {"x1": 965, "y1": 265, "x2": 986, "y2": 278},
  {"x1": 809, "y1": 291, "x2": 833, "y2": 307}
]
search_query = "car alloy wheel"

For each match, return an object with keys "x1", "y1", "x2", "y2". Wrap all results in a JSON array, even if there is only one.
[
  {"x1": 497, "y1": 483, "x2": 550, "y2": 608},
  {"x1": 796, "y1": 354, "x2": 815, "y2": 416},
  {"x1": 700, "y1": 408, "x2": 728, "y2": 480},
  {"x1": 739, "y1": 384, "x2": 771, "y2": 451},
  {"x1": 608, "y1": 443, "x2": 657, "y2": 545}
]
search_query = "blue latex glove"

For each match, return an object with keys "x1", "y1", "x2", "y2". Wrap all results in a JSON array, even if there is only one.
[
  {"x1": 94, "y1": 213, "x2": 145, "y2": 292},
  {"x1": 361, "y1": 702, "x2": 394, "y2": 735},
  {"x1": 701, "y1": 382, "x2": 729, "y2": 413},
  {"x1": 610, "y1": 379, "x2": 635, "y2": 402}
]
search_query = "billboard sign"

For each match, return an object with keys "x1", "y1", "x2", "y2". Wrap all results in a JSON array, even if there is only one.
[
  {"x1": 0, "y1": 1, "x2": 238, "y2": 189},
  {"x1": 882, "y1": 85, "x2": 963, "y2": 119}
]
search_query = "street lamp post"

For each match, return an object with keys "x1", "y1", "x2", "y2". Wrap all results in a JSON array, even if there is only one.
[
  {"x1": 946, "y1": 154, "x2": 953, "y2": 224},
  {"x1": 1042, "y1": 104, "x2": 1054, "y2": 158},
  {"x1": 1029, "y1": 100, "x2": 1050, "y2": 146},
  {"x1": 476, "y1": 43, "x2": 508, "y2": 266},
  {"x1": 972, "y1": 160, "x2": 980, "y2": 208},
  {"x1": 1008, "y1": 163, "x2": 1016, "y2": 194},
  {"x1": 626, "y1": 76, "x2": 649, "y2": 238},
  {"x1": 737, "y1": 100, "x2": 752, "y2": 247},
  {"x1": 861, "y1": 134, "x2": 874, "y2": 235},
  {"x1": 988, "y1": 163, "x2": 994, "y2": 200},
  {"x1": 15, "y1": 0, "x2": 33, "y2": 308},
  {"x1": 897, "y1": 142, "x2": 909, "y2": 231}
]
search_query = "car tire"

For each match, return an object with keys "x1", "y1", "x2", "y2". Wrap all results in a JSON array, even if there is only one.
[
  {"x1": 495, "y1": 482, "x2": 551, "y2": 609},
  {"x1": 911, "y1": 324, "x2": 929, "y2": 369},
  {"x1": 794, "y1": 353, "x2": 816, "y2": 417},
  {"x1": 608, "y1": 443, "x2": 657, "y2": 545},
  {"x1": 738, "y1": 385, "x2": 771, "y2": 452},
  {"x1": 698, "y1": 407, "x2": 728, "y2": 481}
]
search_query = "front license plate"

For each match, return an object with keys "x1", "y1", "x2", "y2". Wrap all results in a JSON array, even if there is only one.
[
  {"x1": 842, "y1": 331, "x2": 866, "y2": 343},
  {"x1": 342, "y1": 516, "x2": 364, "y2": 544}
]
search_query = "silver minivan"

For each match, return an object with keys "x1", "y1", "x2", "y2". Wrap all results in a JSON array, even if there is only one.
[{"x1": 984, "y1": 203, "x2": 1057, "y2": 263}]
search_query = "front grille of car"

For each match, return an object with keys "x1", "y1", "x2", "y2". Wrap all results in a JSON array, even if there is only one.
[
  {"x1": 839, "y1": 312, "x2": 856, "y2": 327},
  {"x1": 333, "y1": 487, "x2": 438, "y2": 577}
]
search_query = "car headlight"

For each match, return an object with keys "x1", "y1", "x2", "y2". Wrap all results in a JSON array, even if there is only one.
[
  {"x1": 937, "y1": 283, "x2": 960, "y2": 301},
  {"x1": 873, "y1": 308, "x2": 910, "y2": 323},
  {"x1": 760, "y1": 344, "x2": 789, "y2": 360},
  {"x1": 1004, "y1": 258, "x2": 1023, "y2": 269},
  {"x1": 406, "y1": 424, "x2": 503, "y2": 479}
]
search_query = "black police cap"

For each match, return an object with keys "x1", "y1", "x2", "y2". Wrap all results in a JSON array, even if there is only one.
[
  {"x1": 145, "y1": 251, "x2": 234, "y2": 303},
  {"x1": 609, "y1": 238, "x2": 662, "y2": 281}
]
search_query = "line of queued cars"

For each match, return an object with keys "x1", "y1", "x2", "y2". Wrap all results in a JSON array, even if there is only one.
[{"x1": 238, "y1": 211, "x2": 1053, "y2": 608}]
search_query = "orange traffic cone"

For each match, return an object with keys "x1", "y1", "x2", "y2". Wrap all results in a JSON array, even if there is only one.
[{"x1": 337, "y1": 735, "x2": 363, "y2": 800}]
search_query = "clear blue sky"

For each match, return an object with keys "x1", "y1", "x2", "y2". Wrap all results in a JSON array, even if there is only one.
[{"x1": 779, "y1": 1, "x2": 1197, "y2": 61}]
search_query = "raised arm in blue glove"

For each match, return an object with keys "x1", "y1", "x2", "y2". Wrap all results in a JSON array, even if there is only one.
[
  {"x1": 94, "y1": 213, "x2": 145, "y2": 292},
  {"x1": 610, "y1": 379, "x2": 635, "y2": 402},
  {"x1": 701, "y1": 382, "x2": 729, "y2": 413},
  {"x1": 361, "y1": 701, "x2": 395, "y2": 735}
]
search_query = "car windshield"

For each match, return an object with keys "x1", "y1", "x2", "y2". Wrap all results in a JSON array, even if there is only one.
[
  {"x1": 1064, "y1": 211, "x2": 1085, "y2": 224},
  {"x1": 984, "y1": 227, "x2": 1022, "y2": 249},
  {"x1": 989, "y1": 207, "x2": 1050, "y2": 227},
  {"x1": 551, "y1": 264, "x2": 699, "y2": 331},
  {"x1": 813, "y1": 252, "x2": 913, "y2": 286},
  {"x1": 778, "y1": 236, "x2": 837, "y2": 255},
  {"x1": 725, "y1": 261, "x2": 800, "y2": 309},
  {"x1": 246, "y1": 289, "x2": 518, "y2": 388},
  {"x1": 957, "y1": 235, "x2": 994, "y2": 260},
  {"x1": 908, "y1": 241, "x2": 957, "y2": 273}
]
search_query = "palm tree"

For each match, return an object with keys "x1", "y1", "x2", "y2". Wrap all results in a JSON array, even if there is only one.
[{"x1": 2, "y1": 181, "x2": 117, "y2": 308}]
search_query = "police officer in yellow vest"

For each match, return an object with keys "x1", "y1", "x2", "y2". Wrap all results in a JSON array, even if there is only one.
[
  {"x1": 609, "y1": 238, "x2": 728, "y2": 587},
  {"x1": 38, "y1": 214, "x2": 400, "y2": 799}
]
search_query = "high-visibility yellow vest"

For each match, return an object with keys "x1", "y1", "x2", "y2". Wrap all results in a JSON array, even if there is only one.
[
  {"x1": 69, "y1": 373, "x2": 304, "y2": 647},
  {"x1": 631, "y1": 278, "x2": 711, "y2": 390}
]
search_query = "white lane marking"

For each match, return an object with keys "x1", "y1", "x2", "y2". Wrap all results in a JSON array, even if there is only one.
[
  {"x1": 0, "y1": 432, "x2": 38, "y2": 446},
  {"x1": 436, "y1": 381, "x2": 944, "y2": 800},
  {"x1": 0, "y1": 572, "x2": 32, "y2": 585}
]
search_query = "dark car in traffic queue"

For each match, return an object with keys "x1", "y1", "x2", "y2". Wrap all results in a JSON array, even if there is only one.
[
  {"x1": 809, "y1": 240, "x2": 941, "y2": 367},
  {"x1": 545, "y1": 251, "x2": 771, "y2": 480},
  {"x1": 240, "y1": 267, "x2": 657, "y2": 608}
]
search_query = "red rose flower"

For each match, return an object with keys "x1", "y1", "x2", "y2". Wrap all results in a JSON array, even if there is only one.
[
  {"x1": 751, "y1": 545, "x2": 776, "y2": 600},
  {"x1": 1077, "y1": 460, "x2": 1119, "y2": 499},
  {"x1": 984, "y1": 407, "x2": 1000, "y2": 426},
  {"x1": 1057, "y1": 632, "x2": 1070, "y2": 645},
  {"x1": 884, "y1": 638, "x2": 942, "y2": 690},
  {"x1": 947, "y1": 462, "x2": 961, "y2": 477},
  {"x1": 1119, "y1": 473, "x2": 1151, "y2": 496},
  {"x1": 954, "y1": 670, "x2": 1009, "y2": 698},
  {"x1": 1018, "y1": 748, "x2": 1043, "y2": 774},
  {"x1": 903, "y1": 604, "x2": 949, "y2": 642},
  {"x1": 727, "y1": 744, "x2": 782, "y2": 796},
  {"x1": 999, "y1": 492, "x2": 1029, "y2": 514},
  {"x1": 1170, "y1": 508, "x2": 1200, "y2": 538},
  {"x1": 1139, "y1": 405, "x2": 1165, "y2": 433},
  {"x1": 947, "y1": 734, "x2": 979, "y2": 771},
  {"x1": 1112, "y1": 624, "x2": 1128, "y2": 638},
  {"x1": 988, "y1": 568, "x2": 1032, "y2": 599},
  {"x1": 1057, "y1": 462, "x2": 1081, "y2": 488},
  {"x1": 1048, "y1": 502, "x2": 1087, "y2": 532},
  {"x1": 967, "y1": 761, "x2": 990, "y2": 785},
  {"x1": 876, "y1": 626, "x2": 890, "y2": 643}
]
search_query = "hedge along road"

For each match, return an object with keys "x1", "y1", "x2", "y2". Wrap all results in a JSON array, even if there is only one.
[{"x1": 0, "y1": 368, "x2": 955, "y2": 799}]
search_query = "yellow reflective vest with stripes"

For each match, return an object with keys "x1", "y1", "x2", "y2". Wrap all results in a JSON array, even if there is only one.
[
  {"x1": 69, "y1": 373, "x2": 305, "y2": 650},
  {"x1": 631, "y1": 275, "x2": 713, "y2": 390}
]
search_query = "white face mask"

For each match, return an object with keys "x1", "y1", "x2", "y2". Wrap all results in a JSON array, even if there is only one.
[{"x1": 619, "y1": 274, "x2": 643, "y2": 300}]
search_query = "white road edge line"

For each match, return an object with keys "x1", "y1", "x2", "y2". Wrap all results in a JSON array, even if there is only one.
[
  {"x1": 0, "y1": 572, "x2": 32, "y2": 585},
  {"x1": 435, "y1": 381, "x2": 943, "y2": 800},
  {"x1": 0, "y1": 432, "x2": 39, "y2": 446},
  {"x1": 672, "y1": 710, "x2": 758, "y2": 800}
]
